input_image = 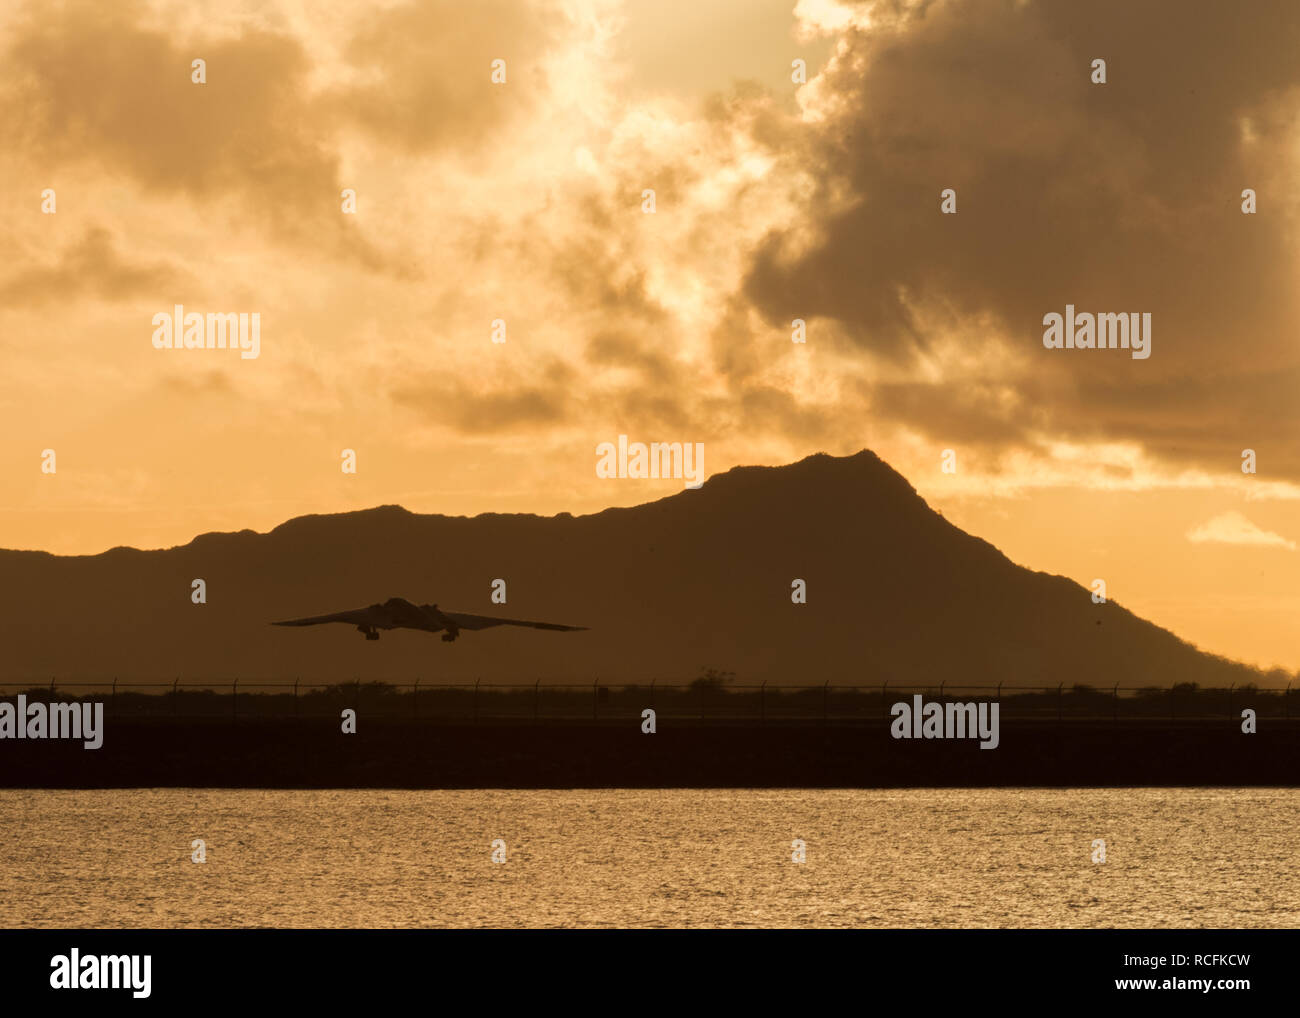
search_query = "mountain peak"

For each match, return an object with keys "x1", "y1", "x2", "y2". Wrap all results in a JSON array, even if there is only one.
[{"x1": 0, "y1": 450, "x2": 1264, "y2": 688}]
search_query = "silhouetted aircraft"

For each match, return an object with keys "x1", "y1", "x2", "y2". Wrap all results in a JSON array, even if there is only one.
[{"x1": 271, "y1": 597, "x2": 588, "y2": 643}]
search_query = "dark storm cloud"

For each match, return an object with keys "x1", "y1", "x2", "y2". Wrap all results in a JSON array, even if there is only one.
[{"x1": 740, "y1": 0, "x2": 1300, "y2": 477}]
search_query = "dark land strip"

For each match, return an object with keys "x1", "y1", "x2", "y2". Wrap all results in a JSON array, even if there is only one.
[{"x1": 2, "y1": 717, "x2": 1296, "y2": 788}]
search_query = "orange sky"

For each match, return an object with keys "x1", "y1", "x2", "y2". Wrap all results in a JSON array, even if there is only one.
[{"x1": 1, "y1": 0, "x2": 1297, "y2": 672}]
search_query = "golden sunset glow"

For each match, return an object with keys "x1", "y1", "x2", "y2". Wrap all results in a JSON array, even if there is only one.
[{"x1": 2, "y1": 0, "x2": 1297, "y2": 671}]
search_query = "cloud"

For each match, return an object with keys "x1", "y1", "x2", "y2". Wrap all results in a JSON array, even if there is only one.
[
  {"x1": 0, "y1": 0, "x2": 501, "y2": 271},
  {"x1": 739, "y1": 0, "x2": 1300, "y2": 479},
  {"x1": 2, "y1": 4, "x2": 335, "y2": 215},
  {"x1": 392, "y1": 360, "x2": 576, "y2": 434},
  {"x1": 0, "y1": 227, "x2": 186, "y2": 307},
  {"x1": 1187, "y1": 511, "x2": 1296, "y2": 550},
  {"x1": 327, "y1": 0, "x2": 558, "y2": 154}
]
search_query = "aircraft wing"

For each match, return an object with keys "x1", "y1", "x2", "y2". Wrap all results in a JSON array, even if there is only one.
[
  {"x1": 440, "y1": 610, "x2": 588, "y2": 632},
  {"x1": 271, "y1": 606, "x2": 378, "y2": 627}
]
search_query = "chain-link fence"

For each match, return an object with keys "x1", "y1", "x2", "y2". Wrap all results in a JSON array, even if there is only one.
[{"x1": 0, "y1": 679, "x2": 1293, "y2": 723}]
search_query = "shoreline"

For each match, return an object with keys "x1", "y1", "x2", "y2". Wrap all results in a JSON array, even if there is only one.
[{"x1": 1, "y1": 717, "x2": 1296, "y2": 789}]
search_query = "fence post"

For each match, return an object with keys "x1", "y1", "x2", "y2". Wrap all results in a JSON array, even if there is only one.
[
  {"x1": 593, "y1": 680, "x2": 600, "y2": 721},
  {"x1": 49, "y1": 677, "x2": 56, "y2": 697},
  {"x1": 111, "y1": 678, "x2": 117, "y2": 713}
]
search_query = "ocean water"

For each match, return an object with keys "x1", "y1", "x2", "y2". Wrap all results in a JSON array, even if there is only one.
[{"x1": 2, "y1": 788, "x2": 1296, "y2": 928}]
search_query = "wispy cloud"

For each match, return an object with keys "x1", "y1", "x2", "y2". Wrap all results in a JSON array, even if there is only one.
[{"x1": 1187, "y1": 512, "x2": 1296, "y2": 550}]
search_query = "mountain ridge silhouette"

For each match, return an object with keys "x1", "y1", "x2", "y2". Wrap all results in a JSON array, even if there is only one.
[{"x1": 0, "y1": 449, "x2": 1268, "y2": 686}]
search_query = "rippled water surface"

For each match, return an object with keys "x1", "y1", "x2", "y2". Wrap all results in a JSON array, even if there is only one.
[{"x1": 2, "y1": 788, "x2": 1296, "y2": 927}]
